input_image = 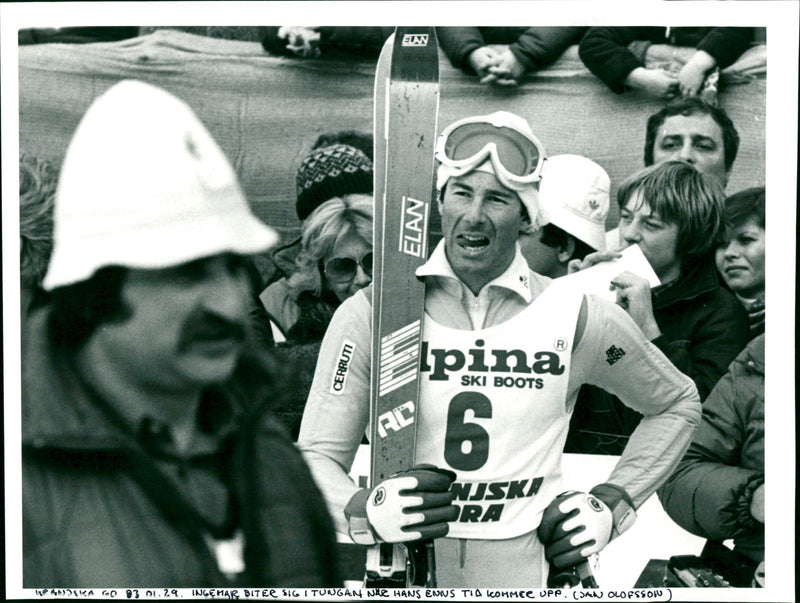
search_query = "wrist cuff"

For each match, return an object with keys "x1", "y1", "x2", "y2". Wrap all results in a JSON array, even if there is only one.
[
  {"x1": 736, "y1": 476, "x2": 765, "y2": 531},
  {"x1": 345, "y1": 489, "x2": 379, "y2": 545},
  {"x1": 590, "y1": 483, "x2": 636, "y2": 538},
  {"x1": 348, "y1": 516, "x2": 378, "y2": 545}
]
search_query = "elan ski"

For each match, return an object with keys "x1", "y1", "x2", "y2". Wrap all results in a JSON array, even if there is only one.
[{"x1": 366, "y1": 26, "x2": 439, "y2": 588}]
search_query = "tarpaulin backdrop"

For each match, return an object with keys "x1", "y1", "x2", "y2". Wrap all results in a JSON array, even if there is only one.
[{"x1": 18, "y1": 29, "x2": 766, "y2": 244}]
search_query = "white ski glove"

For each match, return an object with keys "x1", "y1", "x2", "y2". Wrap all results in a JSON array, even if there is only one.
[
  {"x1": 344, "y1": 464, "x2": 459, "y2": 545},
  {"x1": 538, "y1": 484, "x2": 636, "y2": 569}
]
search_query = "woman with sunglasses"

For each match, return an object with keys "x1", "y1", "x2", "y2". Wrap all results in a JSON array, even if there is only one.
[
  {"x1": 298, "y1": 111, "x2": 701, "y2": 587},
  {"x1": 264, "y1": 193, "x2": 373, "y2": 441},
  {"x1": 293, "y1": 193, "x2": 373, "y2": 340},
  {"x1": 260, "y1": 142, "x2": 373, "y2": 341},
  {"x1": 262, "y1": 193, "x2": 373, "y2": 344}
]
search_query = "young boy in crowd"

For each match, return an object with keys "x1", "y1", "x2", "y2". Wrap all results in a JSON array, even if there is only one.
[{"x1": 567, "y1": 160, "x2": 750, "y2": 454}]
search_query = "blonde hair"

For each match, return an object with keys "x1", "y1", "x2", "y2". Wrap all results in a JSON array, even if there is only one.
[
  {"x1": 291, "y1": 193, "x2": 374, "y2": 295},
  {"x1": 20, "y1": 154, "x2": 57, "y2": 288}
]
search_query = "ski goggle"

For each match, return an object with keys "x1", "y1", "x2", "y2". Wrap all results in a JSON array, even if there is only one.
[
  {"x1": 322, "y1": 252, "x2": 373, "y2": 284},
  {"x1": 435, "y1": 117, "x2": 546, "y2": 188}
]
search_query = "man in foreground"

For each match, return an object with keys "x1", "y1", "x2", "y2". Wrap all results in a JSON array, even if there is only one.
[
  {"x1": 22, "y1": 80, "x2": 340, "y2": 588},
  {"x1": 298, "y1": 111, "x2": 701, "y2": 587}
]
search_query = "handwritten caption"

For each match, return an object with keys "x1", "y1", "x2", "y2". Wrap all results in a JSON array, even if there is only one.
[{"x1": 32, "y1": 588, "x2": 673, "y2": 601}]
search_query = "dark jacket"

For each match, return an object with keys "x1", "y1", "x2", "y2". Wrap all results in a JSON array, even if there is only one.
[
  {"x1": 566, "y1": 256, "x2": 750, "y2": 454},
  {"x1": 579, "y1": 27, "x2": 754, "y2": 93},
  {"x1": 271, "y1": 340, "x2": 322, "y2": 441},
  {"x1": 22, "y1": 309, "x2": 341, "y2": 588},
  {"x1": 268, "y1": 285, "x2": 341, "y2": 438},
  {"x1": 736, "y1": 295, "x2": 765, "y2": 342},
  {"x1": 650, "y1": 256, "x2": 750, "y2": 401},
  {"x1": 436, "y1": 26, "x2": 586, "y2": 75},
  {"x1": 658, "y1": 335, "x2": 764, "y2": 564},
  {"x1": 259, "y1": 26, "x2": 394, "y2": 59}
]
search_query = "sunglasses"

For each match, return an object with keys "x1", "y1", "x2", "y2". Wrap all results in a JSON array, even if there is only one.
[
  {"x1": 435, "y1": 116, "x2": 546, "y2": 188},
  {"x1": 322, "y1": 252, "x2": 374, "y2": 284}
]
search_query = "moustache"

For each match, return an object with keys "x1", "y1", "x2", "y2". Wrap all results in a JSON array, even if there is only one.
[{"x1": 177, "y1": 310, "x2": 247, "y2": 351}]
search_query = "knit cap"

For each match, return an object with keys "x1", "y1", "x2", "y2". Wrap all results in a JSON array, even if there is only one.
[{"x1": 295, "y1": 144, "x2": 373, "y2": 220}]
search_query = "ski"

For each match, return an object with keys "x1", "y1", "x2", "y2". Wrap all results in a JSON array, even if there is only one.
[{"x1": 366, "y1": 26, "x2": 439, "y2": 588}]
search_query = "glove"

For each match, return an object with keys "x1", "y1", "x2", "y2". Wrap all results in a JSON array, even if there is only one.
[
  {"x1": 345, "y1": 464, "x2": 459, "y2": 545},
  {"x1": 538, "y1": 490, "x2": 612, "y2": 569},
  {"x1": 538, "y1": 484, "x2": 635, "y2": 570}
]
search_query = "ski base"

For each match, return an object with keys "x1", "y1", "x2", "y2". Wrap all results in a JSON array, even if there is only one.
[{"x1": 364, "y1": 542, "x2": 433, "y2": 588}]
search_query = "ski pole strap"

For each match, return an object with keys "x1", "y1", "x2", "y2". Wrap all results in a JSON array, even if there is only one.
[{"x1": 589, "y1": 483, "x2": 636, "y2": 538}]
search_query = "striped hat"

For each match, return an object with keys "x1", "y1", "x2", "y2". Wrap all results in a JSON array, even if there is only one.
[{"x1": 295, "y1": 144, "x2": 373, "y2": 220}]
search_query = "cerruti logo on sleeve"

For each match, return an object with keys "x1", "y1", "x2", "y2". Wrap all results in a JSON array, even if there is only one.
[{"x1": 330, "y1": 340, "x2": 356, "y2": 395}]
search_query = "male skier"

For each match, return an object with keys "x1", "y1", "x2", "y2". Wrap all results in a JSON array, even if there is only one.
[{"x1": 298, "y1": 111, "x2": 701, "y2": 587}]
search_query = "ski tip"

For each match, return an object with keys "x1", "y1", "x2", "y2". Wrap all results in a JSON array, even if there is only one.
[
  {"x1": 375, "y1": 31, "x2": 394, "y2": 82},
  {"x1": 380, "y1": 31, "x2": 395, "y2": 55}
]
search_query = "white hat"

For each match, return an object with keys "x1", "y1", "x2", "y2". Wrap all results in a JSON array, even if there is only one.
[
  {"x1": 538, "y1": 154, "x2": 610, "y2": 251},
  {"x1": 43, "y1": 80, "x2": 279, "y2": 290},
  {"x1": 436, "y1": 111, "x2": 548, "y2": 231}
]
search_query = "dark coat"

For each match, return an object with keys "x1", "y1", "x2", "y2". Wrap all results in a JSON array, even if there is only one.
[
  {"x1": 658, "y1": 335, "x2": 764, "y2": 563},
  {"x1": 579, "y1": 26, "x2": 754, "y2": 93},
  {"x1": 436, "y1": 26, "x2": 586, "y2": 74},
  {"x1": 22, "y1": 308, "x2": 341, "y2": 588},
  {"x1": 650, "y1": 256, "x2": 751, "y2": 401}
]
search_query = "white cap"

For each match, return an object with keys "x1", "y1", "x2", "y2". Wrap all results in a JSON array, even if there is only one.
[
  {"x1": 43, "y1": 80, "x2": 279, "y2": 290},
  {"x1": 538, "y1": 154, "x2": 610, "y2": 251}
]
